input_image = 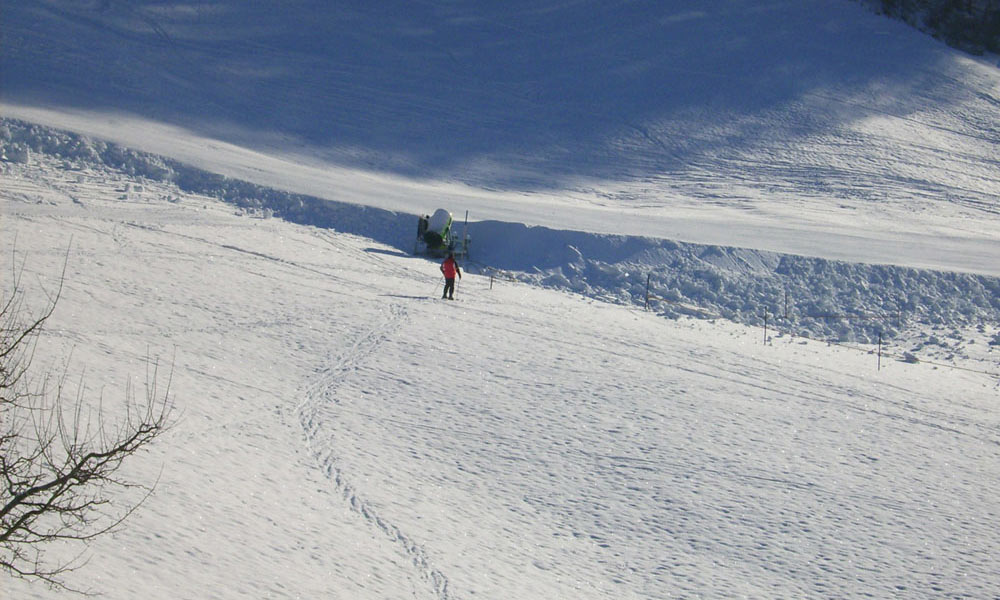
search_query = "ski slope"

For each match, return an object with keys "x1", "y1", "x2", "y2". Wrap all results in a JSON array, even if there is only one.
[
  {"x1": 2, "y1": 0, "x2": 1000, "y2": 276},
  {"x1": 3, "y1": 156, "x2": 998, "y2": 599},
  {"x1": 2, "y1": 0, "x2": 1000, "y2": 597}
]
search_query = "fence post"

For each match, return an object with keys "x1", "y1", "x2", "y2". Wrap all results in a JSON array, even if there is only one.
[
  {"x1": 645, "y1": 273, "x2": 651, "y2": 310},
  {"x1": 878, "y1": 332, "x2": 882, "y2": 371},
  {"x1": 763, "y1": 309, "x2": 768, "y2": 345}
]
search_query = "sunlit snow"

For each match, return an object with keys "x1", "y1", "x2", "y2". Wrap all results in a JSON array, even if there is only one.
[{"x1": 2, "y1": 1, "x2": 999, "y2": 598}]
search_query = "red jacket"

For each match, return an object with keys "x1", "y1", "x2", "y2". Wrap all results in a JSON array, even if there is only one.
[{"x1": 441, "y1": 256, "x2": 460, "y2": 279}]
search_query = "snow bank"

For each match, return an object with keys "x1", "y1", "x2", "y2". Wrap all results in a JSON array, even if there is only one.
[{"x1": 4, "y1": 118, "x2": 998, "y2": 346}]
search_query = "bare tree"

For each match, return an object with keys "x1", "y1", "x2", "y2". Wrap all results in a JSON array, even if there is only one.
[{"x1": 1, "y1": 254, "x2": 173, "y2": 590}]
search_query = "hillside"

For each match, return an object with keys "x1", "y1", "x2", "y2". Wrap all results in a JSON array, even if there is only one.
[
  {"x1": 2, "y1": 0, "x2": 999, "y2": 277},
  {"x1": 2, "y1": 1, "x2": 1000, "y2": 597},
  {"x1": 3, "y1": 153, "x2": 999, "y2": 599}
]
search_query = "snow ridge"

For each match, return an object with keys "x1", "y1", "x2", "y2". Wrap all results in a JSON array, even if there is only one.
[{"x1": 3, "y1": 119, "x2": 999, "y2": 350}]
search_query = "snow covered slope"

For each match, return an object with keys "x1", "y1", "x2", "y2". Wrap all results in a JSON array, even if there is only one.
[
  {"x1": 2, "y1": 2, "x2": 999, "y2": 596},
  {"x1": 4, "y1": 120, "x2": 999, "y2": 347},
  {"x1": 2, "y1": 0, "x2": 999, "y2": 275},
  {"x1": 3, "y1": 155, "x2": 998, "y2": 600}
]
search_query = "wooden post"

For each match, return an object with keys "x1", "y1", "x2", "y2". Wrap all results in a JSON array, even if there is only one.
[
  {"x1": 878, "y1": 332, "x2": 882, "y2": 371},
  {"x1": 645, "y1": 273, "x2": 651, "y2": 310}
]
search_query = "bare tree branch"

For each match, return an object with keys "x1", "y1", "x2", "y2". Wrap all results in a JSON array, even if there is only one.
[{"x1": 1, "y1": 251, "x2": 173, "y2": 590}]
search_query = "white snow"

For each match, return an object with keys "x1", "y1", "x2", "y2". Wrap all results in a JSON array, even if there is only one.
[
  {"x1": 3, "y1": 144, "x2": 999, "y2": 600},
  {"x1": 2, "y1": 0, "x2": 1000, "y2": 598},
  {"x1": 3, "y1": 2, "x2": 1000, "y2": 276}
]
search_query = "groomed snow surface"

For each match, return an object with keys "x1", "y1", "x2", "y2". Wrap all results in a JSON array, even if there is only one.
[
  {"x1": 4, "y1": 1, "x2": 1000, "y2": 278},
  {"x1": 2, "y1": 0, "x2": 1000, "y2": 597},
  {"x1": 3, "y1": 152, "x2": 999, "y2": 600}
]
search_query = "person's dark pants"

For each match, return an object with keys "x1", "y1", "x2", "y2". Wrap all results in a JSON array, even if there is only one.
[{"x1": 443, "y1": 278, "x2": 455, "y2": 299}]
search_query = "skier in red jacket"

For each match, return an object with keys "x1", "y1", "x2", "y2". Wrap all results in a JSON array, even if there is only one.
[{"x1": 440, "y1": 252, "x2": 462, "y2": 300}]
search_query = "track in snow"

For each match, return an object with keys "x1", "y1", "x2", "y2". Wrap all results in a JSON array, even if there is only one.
[{"x1": 296, "y1": 303, "x2": 454, "y2": 600}]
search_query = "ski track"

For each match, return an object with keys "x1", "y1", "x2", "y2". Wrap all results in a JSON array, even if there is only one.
[
  {"x1": 311, "y1": 228, "x2": 423, "y2": 282},
  {"x1": 295, "y1": 302, "x2": 455, "y2": 600}
]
